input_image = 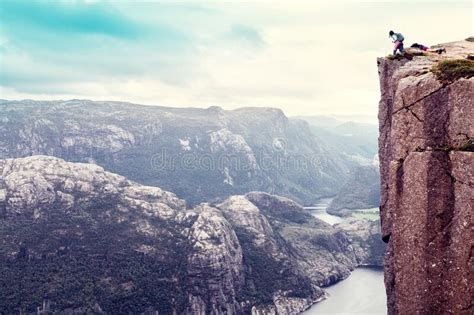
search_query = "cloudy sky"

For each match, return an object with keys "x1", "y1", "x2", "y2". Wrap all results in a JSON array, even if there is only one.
[{"x1": 0, "y1": 1, "x2": 472, "y2": 121}]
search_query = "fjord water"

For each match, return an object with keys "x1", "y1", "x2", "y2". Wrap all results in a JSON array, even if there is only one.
[
  {"x1": 304, "y1": 198, "x2": 343, "y2": 225},
  {"x1": 304, "y1": 199, "x2": 387, "y2": 314},
  {"x1": 304, "y1": 267, "x2": 386, "y2": 314}
]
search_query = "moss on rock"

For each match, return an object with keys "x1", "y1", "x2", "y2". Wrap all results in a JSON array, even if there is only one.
[{"x1": 432, "y1": 59, "x2": 474, "y2": 83}]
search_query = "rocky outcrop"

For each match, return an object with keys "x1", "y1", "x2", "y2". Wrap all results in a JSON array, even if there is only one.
[
  {"x1": 378, "y1": 40, "x2": 473, "y2": 314},
  {"x1": 335, "y1": 218, "x2": 385, "y2": 267},
  {"x1": 0, "y1": 156, "x2": 358, "y2": 314},
  {"x1": 327, "y1": 165, "x2": 380, "y2": 216},
  {"x1": 0, "y1": 100, "x2": 352, "y2": 206}
]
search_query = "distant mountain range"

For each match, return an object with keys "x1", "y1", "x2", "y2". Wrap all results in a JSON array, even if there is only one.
[
  {"x1": 295, "y1": 115, "x2": 380, "y2": 212},
  {"x1": 295, "y1": 115, "x2": 378, "y2": 166},
  {"x1": 0, "y1": 100, "x2": 361, "y2": 206}
]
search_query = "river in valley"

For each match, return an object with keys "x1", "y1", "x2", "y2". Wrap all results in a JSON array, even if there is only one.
[
  {"x1": 304, "y1": 198, "x2": 343, "y2": 225},
  {"x1": 303, "y1": 199, "x2": 387, "y2": 314}
]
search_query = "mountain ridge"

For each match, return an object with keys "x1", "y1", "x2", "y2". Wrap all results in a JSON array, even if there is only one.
[{"x1": 0, "y1": 99, "x2": 353, "y2": 206}]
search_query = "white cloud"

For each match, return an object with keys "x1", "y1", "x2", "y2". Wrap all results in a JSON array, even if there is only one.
[{"x1": 1, "y1": 1, "x2": 472, "y2": 123}]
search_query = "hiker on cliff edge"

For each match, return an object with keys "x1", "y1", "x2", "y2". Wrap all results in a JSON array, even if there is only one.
[{"x1": 389, "y1": 30, "x2": 405, "y2": 55}]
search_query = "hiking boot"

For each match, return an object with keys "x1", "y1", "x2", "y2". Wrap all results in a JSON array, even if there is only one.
[{"x1": 437, "y1": 48, "x2": 446, "y2": 54}]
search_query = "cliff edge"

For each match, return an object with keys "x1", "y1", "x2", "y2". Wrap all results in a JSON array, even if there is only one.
[{"x1": 378, "y1": 39, "x2": 473, "y2": 314}]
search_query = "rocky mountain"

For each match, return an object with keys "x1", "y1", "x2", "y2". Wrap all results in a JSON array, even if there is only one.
[
  {"x1": 378, "y1": 39, "x2": 473, "y2": 314},
  {"x1": 0, "y1": 100, "x2": 352, "y2": 206},
  {"x1": 0, "y1": 156, "x2": 362, "y2": 314},
  {"x1": 327, "y1": 165, "x2": 380, "y2": 217}
]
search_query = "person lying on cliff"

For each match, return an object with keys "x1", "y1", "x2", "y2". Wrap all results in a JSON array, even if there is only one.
[
  {"x1": 410, "y1": 43, "x2": 446, "y2": 54},
  {"x1": 389, "y1": 30, "x2": 405, "y2": 55}
]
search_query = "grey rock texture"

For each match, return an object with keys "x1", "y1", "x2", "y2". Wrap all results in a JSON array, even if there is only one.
[
  {"x1": 0, "y1": 156, "x2": 358, "y2": 314},
  {"x1": 0, "y1": 100, "x2": 351, "y2": 206},
  {"x1": 378, "y1": 39, "x2": 473, "y2": 314},
  {"x1": 335, "y1": 218, "x2": 385, "y2": 267}
]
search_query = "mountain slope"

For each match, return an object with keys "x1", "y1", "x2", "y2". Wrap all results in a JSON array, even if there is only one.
[
  {"x1": 327, "y1": 165, "x2": 380, "y2": 216},
  {"x1": 0, "y1": 100, "x2": 351, "y2": 205},
  {"x1": 0, "y1": 156, "x2": 359, "y2": 314}
]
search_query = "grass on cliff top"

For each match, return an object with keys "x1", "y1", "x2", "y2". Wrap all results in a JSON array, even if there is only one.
[
  {"x1": 386, "y1": 50, "x2": 426, "y2": 60},
  {"x1": 432, "y1": 59, "x2": 474, "y2": 83}
]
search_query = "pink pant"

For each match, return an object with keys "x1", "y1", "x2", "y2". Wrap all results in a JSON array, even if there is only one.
[{"x1": 394, "y1": 41, "x2": 404, "y2": 53}]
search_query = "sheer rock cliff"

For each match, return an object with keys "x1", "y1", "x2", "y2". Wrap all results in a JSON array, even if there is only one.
[{"x1": 377, "y1": 39, "x2": 473, "y2": 314}]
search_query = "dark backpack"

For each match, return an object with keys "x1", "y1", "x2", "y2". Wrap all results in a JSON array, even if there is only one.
[{"x1": 396, "y1": 33, "x2": 404, "y2": 41}]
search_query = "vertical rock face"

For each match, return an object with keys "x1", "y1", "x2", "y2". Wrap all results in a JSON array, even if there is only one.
[{"x1": 377, "y1": 40, "x2": 473, "y2": 314}]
